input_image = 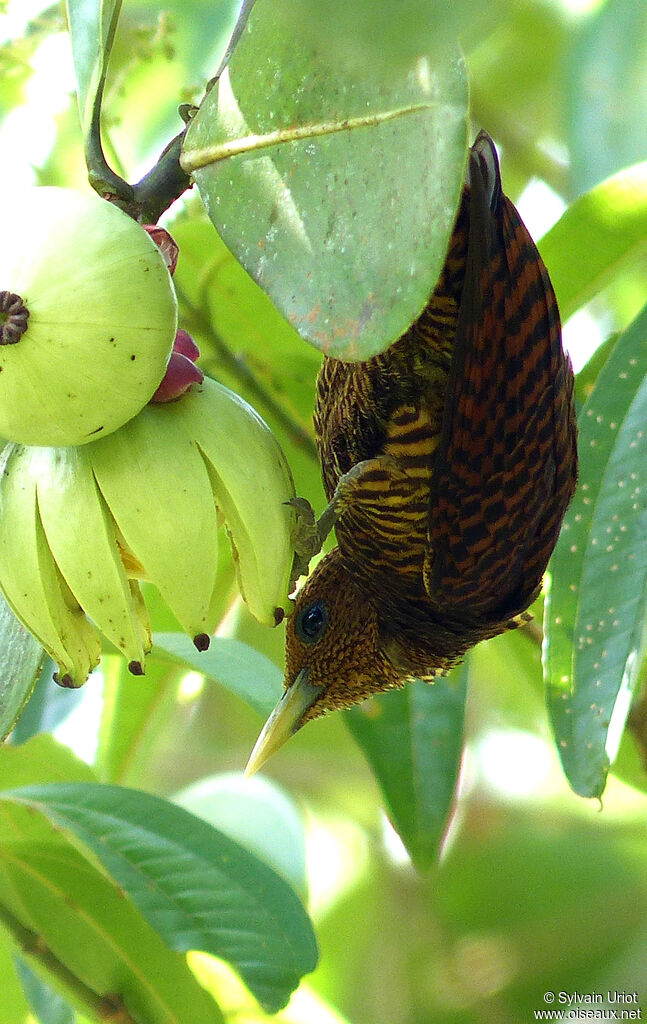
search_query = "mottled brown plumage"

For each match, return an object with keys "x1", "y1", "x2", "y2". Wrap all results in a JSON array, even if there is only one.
[{"x1": 246, "y1": 131, "x2": 577, "y2": 773}]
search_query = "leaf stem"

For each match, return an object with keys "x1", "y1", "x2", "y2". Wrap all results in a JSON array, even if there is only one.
[
  {"x1": 0, "y1": 899, "x2": 135, "y2": 1022},
  {"x1": 83, "y1": 0, "x2": 134, "y2": 204},
  {"x1": 82, "y1": 0, "x2": 255, "y2": 220}
]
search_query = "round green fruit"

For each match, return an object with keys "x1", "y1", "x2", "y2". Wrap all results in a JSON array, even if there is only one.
[{"x1": 0, "y1": 188, "x2": 177, "y2": 446}]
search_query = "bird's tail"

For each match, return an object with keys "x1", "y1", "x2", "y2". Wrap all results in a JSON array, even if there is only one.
[{"x1": 469, "y1": 130, "x2": 503, "y2": 215}]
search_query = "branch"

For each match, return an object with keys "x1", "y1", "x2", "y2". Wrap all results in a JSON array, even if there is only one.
[
  {"x1": 0, "y1": 899, "x2": 135, "y2": 1023},
  {"x1": 131, "y1": 128, "x2": 193, "y2": 223},
  {"x1": 86, "y1": 1, "x2": 256, "y2": 219}
]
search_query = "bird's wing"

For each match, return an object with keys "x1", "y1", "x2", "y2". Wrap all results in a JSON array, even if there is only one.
[{"x1": 425, "y1": 132, "x2": 577, "y2": 621}]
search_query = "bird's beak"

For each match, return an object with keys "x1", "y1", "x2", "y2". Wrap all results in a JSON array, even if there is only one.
[{"x1": 245, "y1": 668, "x2": 321, "y2": 776}]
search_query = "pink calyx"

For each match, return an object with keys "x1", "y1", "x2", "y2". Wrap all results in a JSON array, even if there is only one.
[
  {"x1": 150, "y1": 351, "x2": 204, "y2": 403},
  {"x1": 143, "y1": 225, "x2": 179, "y2": 276},
  {"x1": 172, "y1": 328, "x2": 200, "y2": 362}
]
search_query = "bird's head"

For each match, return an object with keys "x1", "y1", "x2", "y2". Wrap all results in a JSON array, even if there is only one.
[{"x1": 245, "y1": 546, "x2": 400, "y2": 774}]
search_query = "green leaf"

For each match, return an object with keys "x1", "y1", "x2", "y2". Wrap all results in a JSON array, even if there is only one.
[
  {"x1": 0, "y1": 842, "x2": 223, "y2": 1024},
  {"x1": 566, "y1": 0, "x2": 647, "y2": 195},
  {"x1": 175, "y1": 772, "x2": 308, "y2": 899},
  {"x1": 65, "y1": 0, "x2": 121, "y2": 132},
  {"x1": 544, "y1": 302, "x2": 647, "y2": 797},
  {"x1": 10, "y1": 659, "x2": 86, "y2": 747},
  {"x1": 6, "y1": 782, "x2": 318, "y2": 1012},
  {"x1": 0, "y1": 742, "x2": 222, "y2": 1023},
  {"x1": 574, "y1": 332, "x2": 618, "y2": 409},
  {"x1": 96, "y1": 655, "x2": 184, "y2": 785},
  {"x1": 538, "y1": 160, "x2": 647, "y2": 321},
  {"x1": 0, "y1": 591, "x2": 44, "y2": 741},
  {"x1": 154, "y1": 632, "x2": 283, "y2": 717},
  {"x1": 14, "y1": 958, "x2": 76, "y2": 1024},
  {"x1": 344, "y1": 664, "x2": 468, "y2": 869},
  {"x1": 0, "y1": 734, "x2": 95, "y2": 789},
  {"x1": 211, "y1": 0, "x2": 258, "y2": 82},
  {"x1": 182, "y1": 0, "x2": 468, "y2": 361}
]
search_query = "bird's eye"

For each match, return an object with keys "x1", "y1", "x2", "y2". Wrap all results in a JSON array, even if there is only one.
[{"x1": 296, "y1": 600, "x2": 328, "y2": 644}]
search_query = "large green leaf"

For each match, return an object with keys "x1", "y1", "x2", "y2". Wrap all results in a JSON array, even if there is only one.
[
  {"x1": 538, "y1": 159, "x2": 647, "y2": 322},
  {"x1": 0, "y1": 592, "x2": 44, "y2": 742},
  {"x1": 0, "y1": 842, "x2": 223, "y2": 1024},
  {"x1": 65, "y1": 0, "x2": 121, "y2": 134},
  {"x1": 182, "y1": 0, "x2": 468, "y2": 361},
  {"x1": 566, "y1": 0, "x2": 647, "y2": 195},
  {"x1": 175, "y1": 772, "x2": 308, "y2": 899},
  {"x1": 544, "y1": 303, "x2": 647, "y2": 798},
  {"x1": 5, "y1": 782, "x2": 318, "y2": 1012},
  {"x1": 210, "y1": 0, "x2": 258, "y2": 82},
  {"x1": 154, "y1": 632, "x2": 283, "y2": 717},
  {"x1": 0, "y1": 740, "x2": 222, "y2": 1024},
  {"x1": 344, "y1": 664, "x2": 468, "y2": 869}
]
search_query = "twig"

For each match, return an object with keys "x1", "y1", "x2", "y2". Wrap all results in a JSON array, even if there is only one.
[{"x1": 131, "y1": 128, "x2": 192, "y2": 223}]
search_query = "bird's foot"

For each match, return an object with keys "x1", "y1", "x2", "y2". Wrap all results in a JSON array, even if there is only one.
[
  {"x1": 287, "y1": 496, "x2": 324, "y2": 589},
  {"x1": 286, "y1": 457, "x2": 410, "y2": 588},
  {"x1": 324, "y1": 454, "x2": 411, "y2": 527}
]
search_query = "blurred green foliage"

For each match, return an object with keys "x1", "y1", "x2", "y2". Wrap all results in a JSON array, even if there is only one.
[{"x1": 1, "y1": 1, "x2": 647, "y2": 1022}]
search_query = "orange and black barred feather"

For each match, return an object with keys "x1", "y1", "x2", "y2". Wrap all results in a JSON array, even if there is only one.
[
  {"x1": 314, "y1": 196, "x2": 469, "y2": 618},
  {"x1": 280, "y1": 130, "x2": 577, "y2": 724},
  {"x1": 425, "y1": 132, "x2": 577, "y2": 623}
]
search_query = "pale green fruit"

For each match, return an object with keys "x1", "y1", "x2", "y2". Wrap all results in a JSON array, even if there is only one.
[
  {"x1": 169, "y1": 379, "x2": 298, "y2": 625},
  {"x1": 0, "y1": 378, "x2": 297, "y2": 687},
  {"x1": 0, "y1": 187, "x2": 177, "y2": 446}
]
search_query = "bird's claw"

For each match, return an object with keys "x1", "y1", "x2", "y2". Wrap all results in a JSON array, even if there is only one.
[
  {"x1": 286, "y1": 456, "x2": 410, "y2": 589},
  {"x1": 287, "y1": 496, "x2": 328, "y2": 588}
]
